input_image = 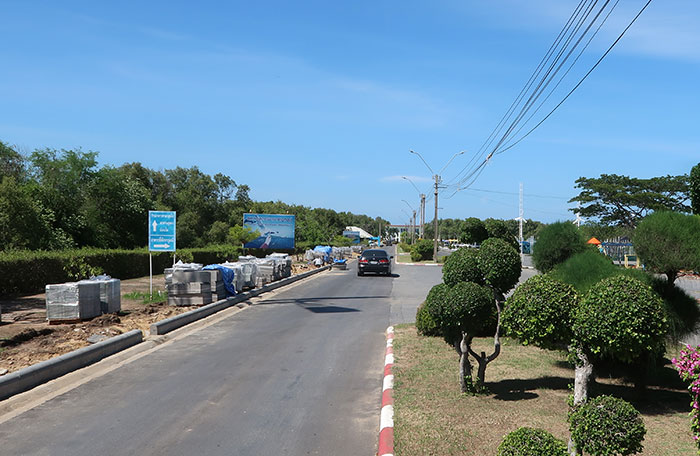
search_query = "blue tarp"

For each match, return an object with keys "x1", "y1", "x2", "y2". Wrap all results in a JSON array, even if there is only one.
[
  {"x1": 333, "y1": 258, "x2": 347, "y2": 264},
  {"x1": 203, "y1": 264, "x2": 236, "y2": 296},
  {"x1": 314, "y1": 245, "x2": 332, "y2": 262}
]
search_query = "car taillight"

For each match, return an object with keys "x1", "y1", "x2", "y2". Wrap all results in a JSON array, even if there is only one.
[
  {"x1": 379, "y1": 259, "x2": 388, "y2": 264},
  {"x1": 359, "y1": 258, "x2": 368, "y2": 264}
]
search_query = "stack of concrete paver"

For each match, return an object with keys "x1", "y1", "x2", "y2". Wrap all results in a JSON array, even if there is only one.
[
  {"x1": 46, "y1": 281, "x2": 102, "y2": 322},
  {"x1": 267, "y1": 253, "x2": 292, "y2": 279},
  {"x1": 221, "y1": 261, "x2": 253, "y2": 291},
  {"x1": 165, "y1": 262, "x2": 203, "y2": 288},
  {"x1": 254, "y1": 259, "x2": 275, "y2": 288},
  {"x1": 82, "y1": 275, "x2": 121, "y2": 314},
  {"x1": 167, "y1": 268, "x2": 213, "y2": 306}
]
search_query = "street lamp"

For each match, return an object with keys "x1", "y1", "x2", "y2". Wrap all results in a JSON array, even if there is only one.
[
  {"x1": 409, "y1": 150, "x2": 465, "y2": 261},
  {"x1": 401, "y1": 176, "x2": 426, "y2": 239},
  {"x1": 402, "y1": 200, "x2": 417, "y2": 244}
]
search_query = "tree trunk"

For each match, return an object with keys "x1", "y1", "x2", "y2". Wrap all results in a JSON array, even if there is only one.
[
  {"x1": 455, "y1": 334, "x2": 474, "y2": 393},
  {"x1": 467, "y1": 297, "x2": 503, "y2": 389},
  {"x1": 568, "y1": 347, "x2": 594, "y2": 456}
]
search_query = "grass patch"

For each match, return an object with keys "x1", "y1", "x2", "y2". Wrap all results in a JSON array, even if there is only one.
[
  {"x1": 122, "y1": 290, "x2": 168, "y2": 304},
  {"x1": 392, "y1": 325, "x2": 694, "y2": 456}
]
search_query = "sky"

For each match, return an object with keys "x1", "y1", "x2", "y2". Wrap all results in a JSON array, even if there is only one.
[{"x1": 1, "y1": 0, "x2": 698, "y2": 226}]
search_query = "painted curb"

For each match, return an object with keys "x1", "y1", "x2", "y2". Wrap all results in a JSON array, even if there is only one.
[
  {"x1": 0, "y1": 329, "x2": 143, "y2": 401},
  {"x1": 150, "y1": 265, "x2": 332, "y2": 335},
  {"x1": 378, "y1": 326, "x2": 395, "y2": 456},
  {"x1": 396, "y1": 262, "x2": 443, "y2": 266}
]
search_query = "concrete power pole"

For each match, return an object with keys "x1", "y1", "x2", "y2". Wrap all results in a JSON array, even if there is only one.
[
  {"x1": 433, "y1": 175, "x2": 439, "y2": 261},
  {"x1": 516, "y1": 182, "x2": 525, "y2": 263},
  {"x1": 420, "y1": 194, "x2": 426, "y2": 238},
  {"x1": 412, "y1": 210, "x2": 417, "y2": 243}
]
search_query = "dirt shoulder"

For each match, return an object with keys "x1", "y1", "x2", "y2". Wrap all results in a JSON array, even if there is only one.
[{"x1": 0, "y1": 262, "x2": 317, "y2": 375}]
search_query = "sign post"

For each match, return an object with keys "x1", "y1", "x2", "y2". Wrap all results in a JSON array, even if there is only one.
[{"x1": 148, "y1": 211, "x2": 176, "y2": 298}]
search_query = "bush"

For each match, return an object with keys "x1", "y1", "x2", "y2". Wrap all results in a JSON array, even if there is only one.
[
  {"x1": 448, "y1": 281, "x2": 494, "y2": 338},
  {"x1": 442, "y1": 247, "x2": 483, "y2": 287},
  {"x1": 573, "y1": 275, "x2": 667, "y2": 364},
  {"x1": 549, "y1": 249, "x2": 617, "y2": 294},
  {"x1": 497, "y1": 427, "x2": 568, "y2": 456},
  {"x1": 478, "y1": 238, "x2": 521, "y2": 294},
  {"x1": 532, "y1": 221, "x2": 587, "y2": 273},
  {"x1": 411, "y1": 239, "x2": 434, "y2": 261},
  {"x1": 0, "y1": 244, "x2": 242, "y2": 296},
  {"x1": 460, "y1": 217, "x2": 488, "y2": 245},
  {"x1": 415, "y1": 301, "x2": 440, "y2": 337},
  {"x1": 424, "y1": 283, "x2": 451, "y2": 340},
  {"x1": 568, "y1": 395, "x2": 646, "y2": 456},
  {"x1": 502, "y1": 275, "x2": 579, "y2": 350}
]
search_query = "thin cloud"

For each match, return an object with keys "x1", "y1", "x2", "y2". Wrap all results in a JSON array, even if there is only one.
[{"x1": 380, "y1": 175, "x2": 432, "y2": 183}]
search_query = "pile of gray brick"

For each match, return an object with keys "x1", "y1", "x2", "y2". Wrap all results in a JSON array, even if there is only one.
[
  {"x1": 46, "y1": 281, "x2": 102, "y2": 322},
  {"x1": 167, "y1": 269, "x2": 214, "y2": 306}
]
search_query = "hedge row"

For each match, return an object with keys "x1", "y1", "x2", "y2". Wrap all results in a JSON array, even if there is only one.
[{"x1": 0, "y1": 245, "x2": 241, "y2": 296}]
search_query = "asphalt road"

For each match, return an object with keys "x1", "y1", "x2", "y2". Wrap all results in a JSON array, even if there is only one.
[{"x1": 0, "y1": 255, "x2": 442, "y2": 456}]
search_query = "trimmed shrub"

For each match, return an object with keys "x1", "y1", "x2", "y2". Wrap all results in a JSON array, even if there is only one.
[
  {"x1": 0, "y1": 244, "x2": 242, "y2": 296},
  {"x1": 448, "y1": 281, "x2": 494, "y2": 338},
  {"x1": 424, "y1": 283, "x2": 452, "y2": 342},
  {"x1": 411, "y1": 239, "x2": 434, "y2": 261},
  {"x1": 497, "y1": 427, "x2": 568, "y2": 456},
  {"x1": 442, "y1": 247, "x2": 483, "y2": 287},
  {"x1": 573, "y1": 275, "x2": 667, "y2": 364},
  {"x1": 549, "y1": 249, "x2": 617, "y2": 294},
  {"x1": 460, "y1": 217, "x2": 488, "y2": 245},
  {"x1": 568, "y1": 395, "x2": 646, "y2": 456},
  {"x1": 532, "y1": 221, "x2": 587, "y2": 273},
  {"x1": 478, "y1": 238, "x2": 521, "y2": 294},
  {"x1": 415, "y1": 301, "x2": 440, "y2": 337},
  {"x1": 502, "y1": 275, "x2": 579, "y2": 350}
]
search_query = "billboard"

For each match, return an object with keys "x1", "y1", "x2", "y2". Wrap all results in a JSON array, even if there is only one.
[
  {"x1": 342, "y1": 230, "x2": 361, "y2": 244},
  {"x1": 243, "y1": 213, "x2": 295, "y2": 249}
]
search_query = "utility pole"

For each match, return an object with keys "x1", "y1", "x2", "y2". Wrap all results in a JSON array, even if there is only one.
[
  {"x1": 433, "y1": 174, "x2": 439, "y2": 261},
  {"x1": 515, "y1": 182, "x2": 525, "y2": 263},
  {"x1": 420, "y1": 194, "x2": 425, "y2": 238},
  {"x1": 412, "y1": 210, "x2": 417, "y2": 244}
]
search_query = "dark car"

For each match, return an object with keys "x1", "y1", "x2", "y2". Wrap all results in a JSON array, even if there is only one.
[{"x1": 358, "y1": 249, "x2": 393, "y2": 276}]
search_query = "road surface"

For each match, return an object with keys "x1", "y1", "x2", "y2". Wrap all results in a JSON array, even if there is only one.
[{"x1": 0, "y1": 254, "x2": 441, "y2": 456}]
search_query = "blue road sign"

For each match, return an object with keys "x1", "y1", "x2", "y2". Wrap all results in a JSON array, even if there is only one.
[{"x1": 149, "y1": 211, "x2": 176, "y2": 251}]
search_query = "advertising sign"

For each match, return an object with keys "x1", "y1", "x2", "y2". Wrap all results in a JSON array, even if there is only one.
[
  {"x1": 243, "y1": 213, "x2": 295, "y2": 250},
  {"x1": 149, "y1": 211, "x2": 176, "y2": 251},
  {"x1": 342, "y1": 230, "x2": 361, "y2": 244}
]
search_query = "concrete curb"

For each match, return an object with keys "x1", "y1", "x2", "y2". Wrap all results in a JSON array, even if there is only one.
[
  {"x1": 378, "y1": 326, "x2": 395, "y2": 456},
  {"x1": 395, "y1": 262, "x2": 443, "y2": 266},
  {"x1": 0, "y1": 329, "x2": 142, "y2": 401},
  {"x1": 150, "y1": 265, "x2": 332, "y2": 336}
]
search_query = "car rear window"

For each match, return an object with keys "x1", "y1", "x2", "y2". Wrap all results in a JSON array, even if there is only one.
[{"x1": 362, "y1": 250, "x2": 388, "y2": 259}]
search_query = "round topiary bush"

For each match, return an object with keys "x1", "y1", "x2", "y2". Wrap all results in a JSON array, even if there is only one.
[
  {"x1": 573, "y1": 275, "x2": 667, "y2": 364},
  {"x1": 424, "y1": 283, "x2": 452, "y2": 340},
  {"x1": 442, "y1": 247, "x2": 483, "y2": 287},
  {"x1": 502, "y1": 275, "x2": 579, "y2": 350},
  {"x1": 568, "y1": 395, "x2": 646, "y2": 456},
  {"x1": 478, "y1": 237, "x2": 521, "y2": 294},
  {"x1": 532, "y1": 221, "x2": 587, "y2": 273},
  {"x1": 411, "y1": 239, "x2": 434, "y2": 261},
  {"x1": 448, "y1": 281, "x2": 494, "y2": 338},
  {"x1": 415, "y1": 301, "x2": 440, "y2": 337},
  {"x1": 497, "y1": 427, "x2": 568, "y2": 456}
]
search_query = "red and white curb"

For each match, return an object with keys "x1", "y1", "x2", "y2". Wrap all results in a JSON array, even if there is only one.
[{"x1": 378, "y1": 326, "x2": 394, "y2": 456}]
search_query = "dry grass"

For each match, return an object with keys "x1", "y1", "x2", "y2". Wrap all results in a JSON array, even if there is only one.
[{"x1": 392, "y1": 325, "x2": 694, "y2": 456}]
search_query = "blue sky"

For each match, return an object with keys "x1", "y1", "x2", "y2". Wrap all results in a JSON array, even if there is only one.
[{"x1": 1, "y1": 1, "x2": 698, "y2": 225}]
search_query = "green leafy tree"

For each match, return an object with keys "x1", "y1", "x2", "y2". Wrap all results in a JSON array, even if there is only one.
[
  {"x1": 227, "y1": 224, "x2": 259, "y2": 246},
  {"x1": 0, "y1": 141, "x2": 26, "y2": 181},
  {"x1": 410, "y1": 239, "x2": 434, "y2": 261},
  {"x1": 532, "y1": 221, "x2": 587, "y2": 273},
  {"x1": 460, "y1": 217, "x2": 488, "y2": 244},
  {"x1": 484, "y1": 218, "x2": 519, "y2": 250},
  {"x1": 632, "y1": 211, "x2": 700, "y2": 285},
  {"x1": 0, "y1": 177, "x2": 54, "y2": 250},
  {"x1": 442, "y1": 247, "x2": 483, "y2": 287},
  {"x1": 690, "y1": 163, "x2": 700, "y2": 215},
  {"x1": 569, "y1": 173, "x2": 690, "y2": 228}
]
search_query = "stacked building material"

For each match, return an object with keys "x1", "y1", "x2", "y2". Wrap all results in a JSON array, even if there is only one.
[
  {"x1": 267, "y1": 253, "x2": 292, "y2": 279},
  {"x1": 46, "y1": 281, "x2": 102, "y2": 322},
  {"x1": 167, "y1": 269, "x2": 212, "y2": 306},
  {"x1": 82, "y1": 275, "x2": 121, "y2": 314},
  {"x1": 220, "y1": 262, "x2": 251, "y2": 291},
  {"x1": 254, "y1": 259, "x2": 276, "y2": 287}
]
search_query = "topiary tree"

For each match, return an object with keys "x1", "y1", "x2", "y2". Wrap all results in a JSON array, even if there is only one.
[
  {"x1": 485, "y1": 218, "x2": 519, "y2": 251},
  {"x1": 411, "y1": 238, "x2": 434, "y2": 261},
  {"x1": 632, "y1": 211, "x2": 700, "y2": 285},
  {"x1": 568, "y1": 395, "x2": 646, "y2": 456},
  {"x1": 442, "y1": 247, "x2": 483, "y2": 287},
  {"x1": 532, "y1": 221, "x2": 587, "y2": 273},
  {"x1": 691, "y1": 162, "x2": 700, "y2": 215},
  {"x1": 460, "y1": 217, "x2": 488, "y2": 245},
  {"x1": 415, "y1": 301, "x2": 440, "y2": 337},
  {"x1": 497, "y1": 427, "x2": 568, "y2": 456}
]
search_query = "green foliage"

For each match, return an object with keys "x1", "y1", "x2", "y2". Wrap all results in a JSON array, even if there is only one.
[
  {"x1": 573, "y1": 275, "x2": 667, "y2": 364},
  {"x1": 442, "y1": 247, "x2": 483, "y2": 287},
  {"x1": 496, "y1": 427, "x2": 568, "y2": 456},
  {"x1": 424, "y1": 282, "x2": 492, "y2": 343},
  {"x1": 0, "y1": 246, "x2": 240, "y2": 296},
  {"x1": 532, "y1": 221, "x2": 587, "y2": 273},
  {"x1": 398, "y1": 242, "x2": 411, "y2": 253},
  {"x1": 484, "y1": 218, "x2": 519, "y2": 250},
  {"x1": 424, "y1": 283, "x2": 452, "y2": 341},
  {"x1": 691, "y1": 163, "x2": 700, "y2": 215},
  {"x1": 460, "y1": 217, "x2": 488, "y2": 245},
  {"x1": 411, "y1": 239, "x2": 434, "y2": 261},
  {"x1": 568, "y1": 395, "x2": 646, "y2": 456},
  {"x1": 227, "y1": 224, "x2": 259, "y2": 246},
  {"x1": 632, "y1": 211, "x2": 700, "y2": 283},
  {"x1": 478, "y1": 238, "x2": 521, "y2": 294},
  {"x1": 570, "y1": 173, "x2": 690, "y2": 228},
  {"x1": 549, "y1": 249, "x2": 617, "y2": 294},
  {"x1": 123, "y1": 290, "x2": 167, "y2": 304},
  {"x1": 502, "y1": 275, "x2": 579, "y2": 350},
  {"x1": 415, "y1": 301, "x2": 440, "y2": 337}
]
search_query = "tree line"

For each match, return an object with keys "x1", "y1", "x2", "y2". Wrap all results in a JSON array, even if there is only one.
[{"x1": 0, "y1": 142, "x2": 389, "y2": 252}]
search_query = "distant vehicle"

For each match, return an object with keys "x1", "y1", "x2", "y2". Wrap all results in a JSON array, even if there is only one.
[
  {"x1": 384, "y1": 239, "x2": 393, "y2": 246},
  {"x1": 357, "y1": 249, "x2": 393, "y2": 276}
]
